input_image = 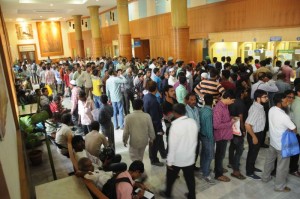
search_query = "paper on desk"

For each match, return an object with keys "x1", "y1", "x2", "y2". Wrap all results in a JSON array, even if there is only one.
[{"x1": 135, "y1": 188, "x2": 154, "y2": 199}]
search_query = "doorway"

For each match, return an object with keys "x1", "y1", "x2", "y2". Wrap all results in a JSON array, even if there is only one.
[
  {"x1": 18, "y1": 44, "x2": 37, "y2": 62},
  {"x1": 134, "y1": 39, "x2": 150, "y2": 60}
]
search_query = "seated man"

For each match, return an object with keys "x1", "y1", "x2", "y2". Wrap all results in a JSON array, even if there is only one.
[
  {"x1": 73, "y1": 135, "x2": 125, "y2": 172},
  {"x1": 115, "y1": 160, "x2": 148, "y2": 199},
  {"x1": 40, "y1": 87, "x2": 50, "y2": 107},
  {"x1": 45, "y1": 112, "x2": 61, "y2": 138},
  {"x1": 55, "y1": 113, "x2": 73, "y2": 157},
  {"x1": 77, "y1": 157, "x2": 112, "y2": 190},
  {"x1": 49, "y1": 95, "x2": 69, "y2": 114},
  {"x1": 85, "y1": 121, "x2": 109, "y2": 157}
]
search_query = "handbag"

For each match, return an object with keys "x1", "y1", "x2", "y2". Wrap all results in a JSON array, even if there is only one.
[{"x1": 281, "y1": 130, "x2": 300, "y2": 158}]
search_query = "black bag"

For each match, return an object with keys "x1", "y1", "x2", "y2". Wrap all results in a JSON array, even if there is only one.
[{"x1": 102, "y1": 174, "x2": 132, "y2": 199}]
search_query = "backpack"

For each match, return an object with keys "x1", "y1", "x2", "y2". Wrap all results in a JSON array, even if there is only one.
[{"x1": 102, "y1": 174, "x2": 132, "y2": 199}]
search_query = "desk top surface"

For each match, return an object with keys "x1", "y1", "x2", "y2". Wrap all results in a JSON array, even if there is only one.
[
  {"x1": 18, "y1": 103, "x2": 38, "y2": 116},
  {"x1": 35, "y1": 176, "x2": 92, "y2": 199}
]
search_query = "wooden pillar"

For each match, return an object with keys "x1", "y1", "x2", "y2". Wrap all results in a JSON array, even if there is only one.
[
  {"x1": 171, "y1": 0, "x2": 189, "y2": 63},
  {"x1": 73, "y1": 15, "x2": 84, "y2": 58},
  {"x1": 117, "y1": 0, "x2": 132, "y2": 59},
  {"x1": 88, "y1": 6, "x2": 102, "y2": 58}
]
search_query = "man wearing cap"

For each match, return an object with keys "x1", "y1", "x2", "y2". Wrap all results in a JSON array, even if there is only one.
[
  {"x1": 168, "y1": 68, "x2": 177, "y2": 87},
  {"x1": 70, "y1": 79, "x2": 81, "y2": 125}
]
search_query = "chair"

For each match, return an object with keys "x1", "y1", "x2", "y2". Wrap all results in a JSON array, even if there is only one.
[{"x1": 67, "y1": 134, "x2": 109, "y2": 199}]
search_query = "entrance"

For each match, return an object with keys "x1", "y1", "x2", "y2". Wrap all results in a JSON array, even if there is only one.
[
  {"x1": 18, "y1": 44, "x2": 37, "y2": 62},
  {"x1": 133, "y1": 39, "x2": 150, "y2": 60}
]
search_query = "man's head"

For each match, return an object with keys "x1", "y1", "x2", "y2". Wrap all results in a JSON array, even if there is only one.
[
  {"x1": 128, "y1": 160, "x2": 144, "y2": 180},
  {"x1": 86, "y1": 64, "x2": 92, "y2": 73},
  {"x1": 284, "y1": 60, "x2": 291, "y2": 66},
  {"x1": 173, "y1": 103, "x2": 186, "y2": 119},
  {"x1": 153, "y1": 68, "x2": 160, "y2": 76},
  {"x1": 78, "y1": 157, "x2": 94, "y2": 172},
  {"x1": 204, "y1": 94, "x2": 213, "y2": 106},
  {"x1": 146, "y1": 69, "x2": 152, "y2": 78},
  {"x1": 277, "y1": 73, "x2": 286, "y2": 81},
  {"x1": 221, "y1": 90, "x2": 235, "y2": 105},
  {"x1": 132, "y1": 99, "x2": 143, "y2": 110},
  {"x1": 226, "y1": 56, "x2": 231, "y2": 63},
  {"x1": 295, "y1": 85, "x2": 300, "y2": 97},
  {"x1": 221, "y1": 70, "x2": 231, "y2": 80},
  {"x1": 61, "y1": 113, "x2": 71, "y2": 125},
  {"x1": 185, "y1": 93, "x2": 197, "y2": 108},
  {"x1": 221, "y1": 56, "x2": 226, "y2": 62},
  {"x1": 148, "y1": 81, "x2": 157, "y2": 93},
  {"x1": 116, "y1": 69, "x2": 122, "y2": 76},
  {"x1": 90, "y1": 121, "x2": 100, "y2": 131},
  {"x1": 164, "y1": 85, "x2": 175, "y2": 99},
  {"x1": 209, "y1": 67, "x2": 219, "y2": 79},
  {"x1": 254, "y1": 89, "x2": 268, "y2": 103},
  {"x1": 92, "y1": 69, "x2": 99, "y2": 76},
  {"x1": 41, "y1": 87, "x2": 48, "y2": 96},
  {"x1": 257, "y1": 72, "x2": 268, "y2": 82},
  {"x1": 169, "y1": 68, "x2": 175, "y2": 76},
  {"x1": 179, "y1": 75, "x2": 186, "y2": 85},
  {"x1": 213, "y1": 57, "x2": 217, "y2": 63},
  {"x1": 100, "y1": 95, "x2": 108, "y2": 105},
  {"x1": 236, "y1": 87, "x2": 248, "y2": 99},
  {"x1": 72, "y1": 135, "x2": 85, "y2": 152},
  {"x1": 284, "y1": 90, "x2": 295, "y2": 105},
  {"x1": 273, "y1": 93, "x2": 288, "y2": 109},
  {"x1": 78, "y1": 90, "x2": 87, "y2": 102}
]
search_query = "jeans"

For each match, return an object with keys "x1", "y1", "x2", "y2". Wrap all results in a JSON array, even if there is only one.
[
  {"x1": 165, "y1": 164, "x2": 195, "y2": 199},
  {"x1": 214, "y1": 140, "x2": 228, "y2": 178},
  {"x1": 229, "y1": 135, "x2": 244, "y2": 171},
  {"x1": 200, "y1": 136, "x2": 214, "y2": 177},
  {"x1": 289, "y1": 134, "x2": 300, "y2": 173},
  {"x1": 246, "y1": 131, "x2": 263, "y2": 175},
  {"x1": 123, "y1": 90, "x2": 134, "y2": 115},
  {"x1": 112, "y1": 101, "x2": 124, "y2": 129},
  {"x1": 93, "y1": 95, "x2": 102, "y2": 109}
]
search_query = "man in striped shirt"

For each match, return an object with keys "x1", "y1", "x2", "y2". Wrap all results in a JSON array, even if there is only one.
[
  {"x1": 245, "y1": 89, "x2": 268, "y2": 180},
  {"x1": 194, "y1": 67, "x2": 225, "y2": 100}
]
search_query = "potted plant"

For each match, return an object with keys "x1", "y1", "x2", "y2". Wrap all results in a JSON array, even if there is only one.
[{"x1": 19, "y1": 115, "x2": 44, "y2": 166}]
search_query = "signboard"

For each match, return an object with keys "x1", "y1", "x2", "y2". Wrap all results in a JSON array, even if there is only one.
[
  {"x1": 270, "y1": 36, "x2": 282, "y2": 41},
  {"x1": 265, "y1": 50, "x2": 274, "y2": 57},
  {"x1": 278, "y1": 50, "x2": 294, "y2": 53},
  {"x1": 295, "y1": 49, "x2": 300, "y2": 55},
  {"x1": 248, "y1": 50, "x2": 254, "y2": 56},
  {"x1": 134, "y1": 40, "x2": 141, "y2": 47},
  {"x1": 254, "y1": 49, "x2": 261, "y2": 53},
  {"x1": 18, "y1": 45, "x2": 35, "y2": 52}
]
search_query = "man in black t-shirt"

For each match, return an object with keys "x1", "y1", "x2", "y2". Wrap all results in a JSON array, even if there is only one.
[
  {"x1": 161, "y1": 85, "x2": 177, "y2": 152},
  {"x1": 228, "y1": 88, "x2": 248, "y2": 180}
]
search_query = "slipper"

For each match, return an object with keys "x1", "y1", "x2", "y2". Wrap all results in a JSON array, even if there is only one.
[
  {"x1": 274, "y1": 186, "x2": 291, "y2": 192},
  {"x1": 290, "y1": 171, "x2": 300, "y2": 177},
  {"x1": 216, "y1": 175, "x2": 231, "y2": 182},
  {"x1": 231, "y1": 173, "x2": 246, "y2": 180}
]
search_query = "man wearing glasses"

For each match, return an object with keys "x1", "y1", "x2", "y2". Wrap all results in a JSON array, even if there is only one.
[{"x1": 245, "y1": 89, "x2": 269, "y2": 179}]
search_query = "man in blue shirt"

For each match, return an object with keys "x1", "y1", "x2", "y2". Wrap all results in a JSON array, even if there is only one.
[
  {"x1": 143, "y1": 81, "x2": 166, "y2": 166},
  {"x1": 199, "y1": 94, "x2": 215, "y2": 184}
]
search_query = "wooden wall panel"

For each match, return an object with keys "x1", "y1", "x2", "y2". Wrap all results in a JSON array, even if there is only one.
[
  {"x1": 190, "y1": 39, "x2": 203, "y2": 63},
  {"x1": 188, "y1": 0, "x2": 300, "y2": 39},
  {"x1": 82, "y1": 30, "x2": 92, "y2": 57}
]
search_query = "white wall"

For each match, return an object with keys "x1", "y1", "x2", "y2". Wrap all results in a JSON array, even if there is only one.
[
  {"x1": 0, "y1": 63, "x2": 21, "y2": 199},
  {"x1": 6, "y1": 21, "x2": 71, "y2": 62}
]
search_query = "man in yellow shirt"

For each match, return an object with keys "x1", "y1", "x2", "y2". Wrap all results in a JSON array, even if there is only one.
[{"x1": 92, "y1": 69, "x2": 102, "y2": 108}]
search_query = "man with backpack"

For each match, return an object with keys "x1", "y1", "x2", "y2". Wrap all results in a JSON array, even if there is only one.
[{"x1": 102, "y1": 160, "x2": 147, "y2": 199}]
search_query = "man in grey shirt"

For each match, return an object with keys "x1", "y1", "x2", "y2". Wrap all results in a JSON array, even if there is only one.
[{"x1": 275, "y1": 73, "x2": 291, "y2": 94}]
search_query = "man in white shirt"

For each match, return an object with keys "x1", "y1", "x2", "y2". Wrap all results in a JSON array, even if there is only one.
[
  {"x1": 55, "y1": 113, "x2": 73, "y2": 156},
  {"x1": 168, "y1": 68, "x2": 177, "y2": 86},
  {"x1": 160, "y1": 104, "x2": 198, "y2": 199},
  {"x1": 262, "y1": 93, "x2": 296, "y2": 192},
  {"x1": 82, "y1": 64, "x2": 93, "y2": 99}
]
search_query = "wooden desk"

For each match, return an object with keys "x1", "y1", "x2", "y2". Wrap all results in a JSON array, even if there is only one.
[
  {"x1": 35, "y1": 176, "x2": 92, "y2": 199},
  {"x1": 18, "y1": 103, "x2": 38, "y2": 116}
]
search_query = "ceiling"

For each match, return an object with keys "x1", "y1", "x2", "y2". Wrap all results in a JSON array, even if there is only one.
[{"x1": 0, "y1": 0, "x2": 117, "y2": 22}]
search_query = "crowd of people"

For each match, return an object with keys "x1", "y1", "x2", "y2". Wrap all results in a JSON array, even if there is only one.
[{"x1": 14, "y1": 55, "x2": 300, "y2": 199}]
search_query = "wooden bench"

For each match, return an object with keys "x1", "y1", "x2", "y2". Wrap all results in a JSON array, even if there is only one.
[{"x1": 67, "y1": 134, "x2": 109, "y2": 199}]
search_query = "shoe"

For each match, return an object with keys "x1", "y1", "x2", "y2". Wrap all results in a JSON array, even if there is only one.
[
  {"x1": 254, "y1": 168, "x2": 262, "y2": 172},
  {"x1": 159, "y1": 190, "x2": 171, "y2": 198},
  {"x1": 262, "y1": 176, "x2": 272, "y2": 183},
  {"x1": 274, "y1": 186, "x2": 291, "y2": 192},
  {"x1": 215, "y1": 175, "x2": 231, "y2": 182},
  {"x1": 231, "y1": 172, "x2": 246, "y2": 180},
  {"x1": 246, "y1": 173, "x2": 261, "y2": 180},
  {"x1": 290, "y1": 171, "x2": 300, "y2": 177},
  {"x1": 261, "y1": 144, "x2": 269, "y2": 148},
  {"x1": 115, "y1": 126, "x2": 120, "y2": 130},
  {"x1": 204, "y1": 176, "x2": 216, "y2": 185},
  {"x1": 151, "y1": 162, "x2": 164, "y2": 167},
  {"x1": 119, "y1": 127, "x2": 124, "y2": 130},
  {"x1": 227, "y1": 164, "x2": 232, "y2": 169}
]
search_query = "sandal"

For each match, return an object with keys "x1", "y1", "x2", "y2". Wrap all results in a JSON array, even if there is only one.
[
  {"x1": 290, "y1": 171, "x2": 300, "y2": 177},
  {"x1": 231, "y1": 173, "x2": 246, "y2": 180},
  {"x1": 216, "y1": 175, "x2": 231, "y2": 182},
  {"x1": 274, "y1": 186, "x2": 291, "y2": 192}
]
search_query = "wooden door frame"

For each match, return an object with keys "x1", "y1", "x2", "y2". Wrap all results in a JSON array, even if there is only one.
[{"x1": 17, "y1": 43, "x2": 38, "y2": 62}]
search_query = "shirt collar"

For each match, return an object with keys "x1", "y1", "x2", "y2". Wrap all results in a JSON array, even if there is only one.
[
  {"x1": 253, "y1": 101, "x2": 264, "y2": 108},
  {"x1": 172, "y1": 115, "x2": 188, "y2": 123}
]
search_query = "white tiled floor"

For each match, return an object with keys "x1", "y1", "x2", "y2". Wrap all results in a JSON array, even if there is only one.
[{"x1": 29, "y1": 97, "x2": 300, "y2": 199}]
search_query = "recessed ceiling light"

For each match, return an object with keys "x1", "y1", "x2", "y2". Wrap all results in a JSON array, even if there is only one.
[
  {"x1": 96, "y1": 0, "x2": 99, "y2": 1},
  {"x1": 50, "y1": 3, "x2": 54, "y2": 6},
  {"x1": 16, "y1": 18, "x2": 25, "y2": 22},
  {"x1": 40, "y1": 16, "x2": 43, "y2": 18}
]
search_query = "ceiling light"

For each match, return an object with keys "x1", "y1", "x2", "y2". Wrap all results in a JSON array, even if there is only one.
[
  {"x1": 16, "y1": 18, "x2": 25, "y2": 22},
  {"x1": 40, "y1": 16, "x2": 43, "y2": 18},
  {"x1": 50, "y1": 3, "x2": 54, "y2": 6},
  {"x1": 48, "y1": 17, "x2": 61, "y2": 21}
]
